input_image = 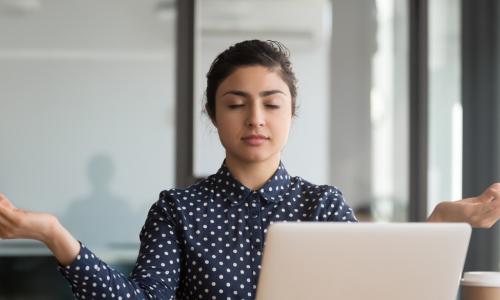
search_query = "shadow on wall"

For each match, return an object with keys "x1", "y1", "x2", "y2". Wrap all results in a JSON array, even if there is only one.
[
  {"x1": 61, "y1": 154, "x2": 142, "y2": 249},
  {"x1": 0, "y1": 155, "x2": 143, "y2": 299}
]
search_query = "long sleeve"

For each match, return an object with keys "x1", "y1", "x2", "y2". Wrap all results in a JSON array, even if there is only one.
[{"x1": 59, "y1": 194, "x2": 182, "y2": 299}]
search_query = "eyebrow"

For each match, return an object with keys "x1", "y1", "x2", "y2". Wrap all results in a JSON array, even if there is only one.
[{"x1": 222, "y1": 89, "x2": 286, "y2": 98}]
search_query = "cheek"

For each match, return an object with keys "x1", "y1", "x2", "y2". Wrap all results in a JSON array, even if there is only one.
[
  {"x1": 215, "y1": 116, "x2": 238, "y2": 140},
  {"x1": 271, "y1": 116, "x2": 292, "y2": 138}
]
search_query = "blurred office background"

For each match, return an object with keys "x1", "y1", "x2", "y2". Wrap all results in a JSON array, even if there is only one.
[{"x1": 0, "y1": 0, "x2": 498, "y2": 298}]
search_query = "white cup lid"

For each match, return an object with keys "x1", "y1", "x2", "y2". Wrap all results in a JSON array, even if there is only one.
[{"x1": 462, "y1": 272, "x2": 500, "y2": 287}]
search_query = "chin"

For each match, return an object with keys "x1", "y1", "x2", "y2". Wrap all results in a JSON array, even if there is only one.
[{"x1": 233, "y1": 149, "x2": 279, "y2": 164}]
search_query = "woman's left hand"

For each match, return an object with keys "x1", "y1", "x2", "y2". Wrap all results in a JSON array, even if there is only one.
[{"x1": 427, "y1": 183, "x2": 500, "y2": 228}]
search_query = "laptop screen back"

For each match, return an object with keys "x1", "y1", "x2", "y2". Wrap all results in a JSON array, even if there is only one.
[{"x1": 256, "y1": 222, "x2": 471, "y2": 300}]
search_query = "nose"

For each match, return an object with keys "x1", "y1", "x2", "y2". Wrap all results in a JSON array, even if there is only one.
[{"x1": 246, "y1": 104, "x2": 265, "y2": 127}]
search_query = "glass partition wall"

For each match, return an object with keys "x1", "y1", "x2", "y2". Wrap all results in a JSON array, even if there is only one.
[
  {"x1": 428, "y1": 0, "x2": 462, "y2": 216},
  {"x1": 0, "y1": 0, "x2": 177, "y2": 297}
]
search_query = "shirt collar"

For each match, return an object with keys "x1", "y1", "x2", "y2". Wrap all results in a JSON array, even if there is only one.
[{"x1": 212, "y1": 160, "x2": 292, "y2": 206}]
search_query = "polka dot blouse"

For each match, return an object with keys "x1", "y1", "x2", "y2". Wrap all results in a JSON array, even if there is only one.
[{"x1": 59, "y1": 161, "x2": 357, "y2": 299}]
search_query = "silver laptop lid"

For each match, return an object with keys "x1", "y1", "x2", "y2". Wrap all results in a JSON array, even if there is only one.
[{"x1": 256, "y1": 222, "x2": 471, "y2": 300}]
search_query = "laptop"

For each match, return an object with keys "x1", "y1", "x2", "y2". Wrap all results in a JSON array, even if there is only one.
[{"x1": 255, "y1": 222, "x2": 471, "y2": 300}]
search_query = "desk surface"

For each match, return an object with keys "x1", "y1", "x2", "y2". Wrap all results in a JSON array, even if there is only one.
[{"x1": 0, "y1": 239, "x2": 139, "y2": 263}]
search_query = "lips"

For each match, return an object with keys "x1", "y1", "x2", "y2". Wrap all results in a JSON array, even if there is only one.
[{"x1": 242, "y1": 134, "x2": 269, "y2": 146}]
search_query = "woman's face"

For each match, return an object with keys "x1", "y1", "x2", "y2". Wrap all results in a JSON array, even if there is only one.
[{"x1": 213, "y1": 65, "x2": 293, "y2": 165}]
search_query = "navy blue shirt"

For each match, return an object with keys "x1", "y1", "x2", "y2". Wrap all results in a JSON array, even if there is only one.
[{"x1": 59, "y1": 161, "x2": 357, "y2": 299}]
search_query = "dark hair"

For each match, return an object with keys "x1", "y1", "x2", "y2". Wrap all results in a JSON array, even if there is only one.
[{"x1": 205, "y1": 40, "x2": 298, "y2": 121}]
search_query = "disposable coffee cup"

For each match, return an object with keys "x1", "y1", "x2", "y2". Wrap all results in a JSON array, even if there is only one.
[{"x1": 461, "y1": 272, "x2": 500, "y2": 300}]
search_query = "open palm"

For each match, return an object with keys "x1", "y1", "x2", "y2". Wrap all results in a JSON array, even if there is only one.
[{"x1": 0, "y1": 193, "x2": 57, "y2": 242}]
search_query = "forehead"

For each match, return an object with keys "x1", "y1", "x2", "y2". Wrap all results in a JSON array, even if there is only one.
[{"x1": 216, "y1": 65, "x2": 290, "y2": 96}]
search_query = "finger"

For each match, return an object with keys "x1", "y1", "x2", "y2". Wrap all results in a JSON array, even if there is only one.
[
  {"x1": 477, "y1": 184, "x2": 500, "y2": 203},
  {"x1": 478, "y1": 205, "x2": 500, "y2": 228},
  {"x1": 0, "y1": 201, "x2": 9, "y2": 218},
  {"x1": 489, "y1": 188, "x2": 500, "y2": 203},
  {"x1": 0, "y1": 216, "x2": 14, "y2": 238},
  {"x1": 0, "y1": 203, "x2": 19, "y2": 224},
  {"x1": 0, "y1": 193, "x2": 15, "y2": 210},
  {"x1": 0, "y1": 215, "x2": 7, "y2": 228},
  {"x1": 0, "y1": 217, "x2": 11, "y2": 231},
  {"x1": 0, "y1": 193, "x2": 7, "y2": 207},
  {"x1": 472, "y1": 199, "x2": 500, "y2": 228},
  {"x1": 493, "y1": 183, "x2": 500, "y2": 199},
  {"x1": 490, "y1": 182, "x2": 500, "y2": 191}
]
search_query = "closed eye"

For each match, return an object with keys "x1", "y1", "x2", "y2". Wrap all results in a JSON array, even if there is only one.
[
  {"x1": 265, "y1": 104, "x2": 280, "y2": 109},
  {"x1": 228, "y1": 104, "x2": 244, "y2": 109}
]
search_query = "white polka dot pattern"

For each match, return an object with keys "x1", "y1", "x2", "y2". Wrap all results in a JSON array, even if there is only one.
[{"x1": 59, "y1": 161, "x2": 357, "y2": 299}]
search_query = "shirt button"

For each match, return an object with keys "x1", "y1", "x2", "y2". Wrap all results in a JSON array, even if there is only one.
[{"x1": 250, "y1": 201, "x2": 259, "y2": 218}]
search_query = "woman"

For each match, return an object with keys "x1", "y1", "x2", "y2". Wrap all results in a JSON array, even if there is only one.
[{"x1": 0, "y1": 40, "x2": 499, "y2": 299}]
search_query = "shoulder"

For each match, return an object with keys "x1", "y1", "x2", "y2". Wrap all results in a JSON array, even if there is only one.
[
  {"x1": 292, "y1": 176, "x2": 357, "y2": 222},
  {"x1": 293, "y1": 176, "x2": 345, "y2": 200},
  {"x1": 155, "y1": 177, "x2": 214, "y2": 210}
]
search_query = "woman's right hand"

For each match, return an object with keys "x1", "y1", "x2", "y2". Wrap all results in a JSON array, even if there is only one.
[
  {"x1": 0, "y1": 193, "x2": 58, "y2": 242},
  {"x1": 0, "y1": 193, "x2": 81, "y2": 266}
]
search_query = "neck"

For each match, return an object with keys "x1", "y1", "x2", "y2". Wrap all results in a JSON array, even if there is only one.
[{"x1": 225, "y1": 154, "x2": 280, "y2": 191}]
